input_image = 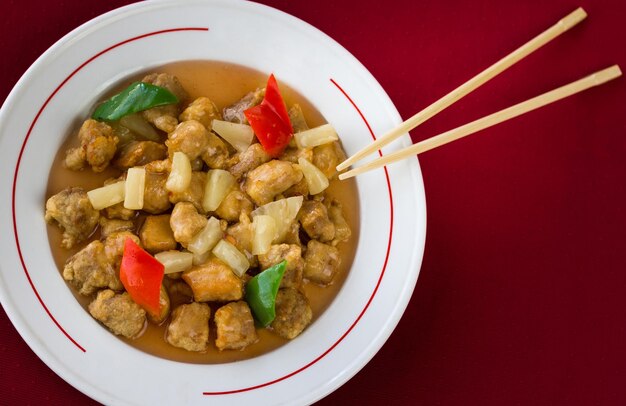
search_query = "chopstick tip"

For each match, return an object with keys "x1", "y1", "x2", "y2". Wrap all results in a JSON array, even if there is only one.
[
  {"x1": 612, "y1": 64, "x2": 622, "y2": 77},
  {"x1": 337, "y1": 172, "x2": 351, "y2": 181},
  {"x1": 592, "y1": 65, "x2": 622, "y2": 85},
  {"x1": 575, "y1": 6, "x2": 587, "y2": 18},
  {"x1": 561, "y1": 7, "x2": 587, "y2": 29}
]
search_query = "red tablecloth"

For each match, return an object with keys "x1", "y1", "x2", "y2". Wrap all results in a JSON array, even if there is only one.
[{"x1": 2, "y1": 0, "x2": 625, "y2": 404}]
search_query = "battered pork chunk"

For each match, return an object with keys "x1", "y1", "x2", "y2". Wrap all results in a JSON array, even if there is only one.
[
  {"x1": 201, "y1": 131, "x2": 229, "y2": 169},
  {"x1": 244, "y1": 160, "x2": 303, "y2": 206},
  {"x1": 215, "y1": 190, "x2": 254, "y2": 222},
  {"x1": 312, "y1": 141, "x2": 346, "y2": 180},
  {"x1": 327, "y1": 199, "x2": 351, "y2": 244},
  {"x1": 280, "y1": 146, "x2": 313, "y2": 164},
  {"x1": 303, "y1": 240, "x2": 341, "y2": 285},
  {"x1": 143, "y1": 170, "x2": 171, "y2": 214},
  {"x1": 298, "y1": 200, "x2": 335, "y2": 243},
  {"x1": 144, "y1": 158, "x2": 171, "y2": 173},
  {"x1": 222, "y1": 87, "x2": 264, "y2": 124},
  {"x1": 226, "y1": 215, "x2": 253, "y2": 250},
  {"x1": 182, "y1": 258, "x2": 243, "y2": 302},
  {"x1": 141, "y1": 73, "x2": 188, "y2": 133},
  {"x1": 63, "y1": 240, "x2": 123, "y2": 295},
  {"x1": 64, "y1": 146, "x2": 86, "y2": 171},
  {"x1": 214, "y1": 301, "x2": 258, "y2": 351},
  {"x1": 282, "y1": 221, "x2": 302, "y2": 247},
  {"x1": 169, "y1": 202, "x2": 207, "y2": 247},
  {"x1": 103, "y1": 231, "x2": 141, "y2": 271},
  {"x1": 45, "y1": 187, "x2": 99, "y2": 249},
  {"x1": 258, "y1": 244, "x2": 304, "y2": 289},
  {"x1": 179, "y1": 97, "x2": 221, "y2": 130},
  {"x1": 139, "y1": 215, "x2": 177, "y2": 253},
  {"x1": 227, "y1": 143, "x2": 271, "y2": 180},
  {"x1": 287, "y1": 104, "x2": 309, "y2": 133},
  {"x1": 166, "y1": 302, "x2": 210, "y2": 352},
  {"x1": 271, "y1": 288, "x2": 312, "y2": 339},
  {"x1": 103, "y1": 203, "x2": 135, "y2": 221},
  {"x1": 283, "y1": 176, "x2": 309, "y2": 198},
  {"x1": 99, "y1": 217, "x2": 134, "y2": 239},
  {"x1": 166, "y1": 120, "x2": 211, "y2": 160},
  {"x1": 89, "y1": 290, "x2": 146, "y2": 338},
  {"x1": 168, "y1": 171, "x2": 206, "y2": 213},
  {"x1": 166, "y1": 119, "x2": 228, "y2": 170},
  {"x1": 64, "y1": 119, "x2": 118, "y2": 172},
  {"x1": 114, "y1": 141, "x2": 167, "y2": 169},
  {"x1": 148, "y1": 285, "x2": 171, "y2": 325}
]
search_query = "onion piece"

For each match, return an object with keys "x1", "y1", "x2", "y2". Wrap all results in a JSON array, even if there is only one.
[
  {"x1": 212, "y1": 119, "x2": 255, "y2": 153},
  {"x1": 251, "y1": 215, "x2": 277, "y2": 255},
  {"x1": 87, "y1": 181, "x2": 125, "y2": 210},
  {"x1": 202, "y1": 169, "x2": 236, "y2": 212},
  {"x1": 251, "y1": 196, "x2": 303, "y2": 243},
  {"x1": 192, "y1": 249, "x2": 211, "y2": 266},
  {"x1": 166, "y1": 151, "x2": 192, "y2": 193},
  {"x1": 187, "y1": 217, "x2": 223, "y2": 255},
  {"x1": 298, "y1": 157, "x2": 329, "y2": 195},
  {"x1": 212, "y1": 240, "x2": 249, "y2": 277},
  {"x1": 119, "y1": 113, "x2": 160, "y2": 141},
  {"x1": 154, "y1": 251, "x2": 194, "y2": 274},
  {"x1": 294, "y1": 124, "x2": 338, "y2": 148},
  {"x1": 123, "y1": 167, "x2": 146, "y2": 210},
  {"x1": 108, "y1": 122, "x2": 135, "y2": 147}
]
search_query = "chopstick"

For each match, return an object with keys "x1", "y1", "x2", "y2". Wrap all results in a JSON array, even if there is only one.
[
  {"x1": 338, "y1": 65, "x2": 622, "y2": 180},
  {"x1": 336, "y1": 7, "x2": 587, "y2": 172}
]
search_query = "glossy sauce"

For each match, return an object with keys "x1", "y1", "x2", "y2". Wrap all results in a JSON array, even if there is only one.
[{"x1": 46, "y1": 61, "x2": 359, "y2": 364}]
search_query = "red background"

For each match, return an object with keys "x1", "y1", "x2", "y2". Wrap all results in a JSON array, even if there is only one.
[{"x1": 2, "y1": 0, "x2": 625, "y2": 404}]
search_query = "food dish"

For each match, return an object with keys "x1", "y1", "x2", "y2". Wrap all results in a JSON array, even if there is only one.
[
  {"x1": 45, "y1": 62, "x2": 359, "y2": 362},
  {"x1": 0, "y1": 0, "x2": 426, "y2": 404}
]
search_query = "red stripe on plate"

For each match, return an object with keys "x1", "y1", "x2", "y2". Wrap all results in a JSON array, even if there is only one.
[
  {"x1": 203, "y1": 78, "x2": 395, "y2": 395},
  {"x1": 11, "y1": 27, "x2": 209, "y2": 353}
]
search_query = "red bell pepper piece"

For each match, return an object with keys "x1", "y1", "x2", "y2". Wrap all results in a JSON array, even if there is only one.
[
  {"x1": 119, "y1": 238, "x2": 164, "y2": 316},
  {"x1": 244, "y1": 74, "x2": 294, "y2": 157}
]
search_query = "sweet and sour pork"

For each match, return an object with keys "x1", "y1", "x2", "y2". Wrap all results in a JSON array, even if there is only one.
[{"x1": 45, "y1": 70, "x2": 354, "y2": 358}]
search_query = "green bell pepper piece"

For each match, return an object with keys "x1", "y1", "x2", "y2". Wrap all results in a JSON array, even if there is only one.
[
  {"x1": 245, "y1": 260, "x2": 287, "y2": 327},
  {"x1": 92, "y1": 81, "x2": 178, "y2": 121}
]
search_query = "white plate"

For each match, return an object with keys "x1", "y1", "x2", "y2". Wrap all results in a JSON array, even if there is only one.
[{"x1": 0, "y1": 0, "x2": 426, "y2": 404}]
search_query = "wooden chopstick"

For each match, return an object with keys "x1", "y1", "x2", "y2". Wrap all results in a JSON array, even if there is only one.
[
  {"x1": 336, "y1": 7, "x2": 587, "y2": 172},
  {"x1": 338, "y1": 65, "x2": 622, "y2": 180}
]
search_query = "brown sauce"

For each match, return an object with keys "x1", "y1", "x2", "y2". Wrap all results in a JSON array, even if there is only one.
[{"x1": 45, "y1": 61, "x2": 360, "y2": 364}]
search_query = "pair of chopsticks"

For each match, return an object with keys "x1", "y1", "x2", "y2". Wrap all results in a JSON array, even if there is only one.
[{"x1": 337, "y1": 7, "x2": 621, "y2": 180}]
